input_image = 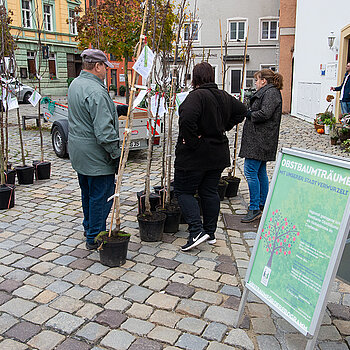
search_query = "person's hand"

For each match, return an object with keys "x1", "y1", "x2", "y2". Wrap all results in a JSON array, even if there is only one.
[
  {"x1": 117, "y1": 104, "x2": 128, "y2": 116},
  {"x1": 330, "y1": 87, "x2": 334, "y2": 91}
]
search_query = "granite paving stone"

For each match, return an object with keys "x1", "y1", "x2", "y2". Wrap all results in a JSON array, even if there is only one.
[
  {"x1": 95, "y1": 309, "x2": 127, "y2": 328},
  {"x1": 47, "y1": 280, "x2": 73, "y2": 294},
  {"x1": 76, "y1": 321, "x2": 109, "y2": 341},
  {"x1": 0, "y1": 291, "x2": 12, "y2": 305},
  {"x1": 34, "y1": 290, "x2": 58, "y2": 304},
  {"x1": 169, "y1": 272, "x2": 194, "y2": 284},
  {"x1": 204, "y1": 306, "x2": 238, "y2": 327},
  {"x1": 126, "y1": 303, "x2": 153, "y2": 319},
  {"x1": 176, "y1": 299, "x2": 208, "y2": 317},
  {"x1": 64, "y1": 285, "x2": 91, "y2": 299},
  {"x1": 0, "y1": 313, "x2": 18, "y2": 333},
  {"x1": 146, "y1": 292, "x2": 180, "y2": 310},
  {"x1": 202, "y1": 322, "x2": 228, "y2": 342},
  {"x1": 28, "y1": 330, "x2": 65, "y2": 350},
  {"x1": 151, "y1": 267, "x2": 174, "y2": 280},
  {"x1": 56, "y1": 338, "x2": 91, "y2": 350},
  {"x1": 165, "y1": 282, "x2": 195, "y2": 298},
  {"x1": 5, "y1": 320, "x2": 41, "y2": 342},
  {"x1": 192, "y1": 290, "x2": 223, "y2": 305},
  {"x1": 0, "y1": 339, "x2": 28, "y2": 350},
  {"x1": 46, "y1": 311, "x2": 85, "y2": 334},
  {"x1": 76, "y1": 303, "x2": 104, "y2": 319},
  {"x1": 124, "y1": 284, "x2": 153, "y2": 303},
  {"x1": 101, "y1": 330, "x2": 135, "y2": 350},
  {"x1": 0, "y1": 297, "x2": 36, "y2": 317},
  {"x1": 256, "y1": 335, "x2": 282, "y2": 350},
  {"x1": 206, "y1": 342, "x2": 238, "y2": 350},
  {"x1": 152, "y1": 257, "x2": 180, "y2": 270},
  {"x1": 81, "y1": 275, "x2": 109, "y2": 290},
  {"x1": 120, "y1": 271, "x2": 149, "y2": 285},
  {"x1": 23, "y1": 305, "x2": 58, "y2": 324},
  {"x1": 225, "y1": 329, "x2": 254, "y2": 350},
  {"x1": 12, "y1": 284, "x2": 42, "y2": 299},
  {"x1": 121, "y1": 317, "x2": 155, "y2": 335},
  {"x1": 105, "y1": 296, "x2": 132, "y2": 312},
  {"x1": 177, "y1": 317, "x2": 207, "y2": 335},
  {"x1": 318, "y1": 342, "x2": 349, "y2": 350},
  {"x1": 101, "y1": 280, "x2": 130, "y2": 296},
  {"x1": 150, "y1": 309, "x2": 182, "y2": 328},
  {"x1": 50, "y1": 295, "x2": 84, "y2": 312},
  {"x1": 0, "y1": 279, "x2": 22, "y2": 292},
  {"x1": 148, "y1": 326, "x2": 181, "y2": 345},
  {"x1": 190, "y1": 278, "x2": 220, "y2": 292},
  {"x1": 175, "y1": 333, "x2": 208, "y2": 350},
  {"x1": 128, "y1": 337, "x2": 163, "y2": 350}
]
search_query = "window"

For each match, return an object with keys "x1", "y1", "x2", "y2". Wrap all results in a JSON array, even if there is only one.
[
  {"x1": 230, "y1": 70, "x2": 241, "y2": 93},
  {"x1": 22, "y1": 0, "x2": 33, "y2": 28},
  {"x1": 184, "y1": 22, "x2": 199, "y2": 41},
  {"x1": 229, "y1": 20, "x2": 246, "y2": 41},
  {"x1": 69, "y1": 9, "x2": 77, "y2": 35},
  {"x1": 49, "y1": 53, "x2": 57, "y2": 79},
  {"x1": 260, "y1": 64, "x2": 276, "y2": 71},
  {"x1": 27, "y1": 51, "x2": 36, "y2": 78},
  {"x1": 261, "y1": 20, "x2": 278, "y2": 40},
  {"x1": 43, "y1": 4, "x2": 53, "y2": 31}
]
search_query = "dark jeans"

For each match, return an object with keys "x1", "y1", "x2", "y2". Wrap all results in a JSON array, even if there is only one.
[
  {"x1": 78, "y1": 173, "x2": 115, "y2": 244},
  {"x1": 174, "y1": 168, "x2": 223, "y2": 238}
]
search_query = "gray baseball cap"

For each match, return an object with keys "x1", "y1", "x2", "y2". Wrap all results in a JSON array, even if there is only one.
[{"x1": 80, "y1": 49, "x2": 113, "y2": 68}]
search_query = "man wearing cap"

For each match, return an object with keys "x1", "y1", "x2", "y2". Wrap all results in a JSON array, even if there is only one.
[{"x1": 68, "y1": 48, "x2": 125, "y2": 250}]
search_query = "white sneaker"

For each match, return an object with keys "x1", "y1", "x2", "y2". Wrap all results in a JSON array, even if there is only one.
[
  {"x1": 207, "y1": 234, "x2": 216, "y2": 244},
  {"x1": 181, "y1": 232, "x2": 210, "y2": 251}
]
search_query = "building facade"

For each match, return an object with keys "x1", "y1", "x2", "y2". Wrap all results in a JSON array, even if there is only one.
[
  {"x1": 291, "y1": 0, "x2": 350, "y2": 122},
  {"x1": 177, "y1": 0, "x2": 280, "y2": 96},
  {"x1": 278, "y1": 0, "x2": 296, "y2": 114},
  {"x1": 4, "y1": 0, "x2": 83, "y2": 96}
]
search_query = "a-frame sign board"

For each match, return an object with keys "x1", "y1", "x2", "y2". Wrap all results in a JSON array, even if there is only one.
[{"x1": 235, "y1": 148, "x2": 350, "y2": 350}]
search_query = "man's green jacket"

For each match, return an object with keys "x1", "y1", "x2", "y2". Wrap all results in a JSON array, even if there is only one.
[{"x1": 68, "y1": 70, "x2": 121, "y2": 176}]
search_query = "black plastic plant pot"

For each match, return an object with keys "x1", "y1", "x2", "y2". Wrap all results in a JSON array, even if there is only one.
[
  {"x1": 33, "y1": 161, "x2": 51, "y2": 180},
  {"x1": 223, "y1": 176, "x2": 241, "y2": 198},
  {"x1": 217, "y1": 180, "x2": 228, "y2": 201},
  {"x1": 0, "y1": 184, "x2": 15, "y2": 210},
  {"x1": 137, "y1": 211, "x2": 166, "y2": 242},
  {"x1": 137, "y1": 191, "x2": 161, "y2": 215},
  {"x1": 156, "y1": 205, "x2": 181, "y2": 233},
  {"x1": 4, "y1": 169, "x2": 16, "y2": 185},
  {"x1": 15, "y1": 165, "x2": 34, "y2": 185},
  {"x1": 99, "y1": 235, "x2": 130, "y2": 267}
]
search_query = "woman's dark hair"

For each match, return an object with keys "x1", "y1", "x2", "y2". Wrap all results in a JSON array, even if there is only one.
[
  {"x1": 254, "y1": 69, "x2": 283, "y2": 90},
  {"x1": 192, "y1": 62, "x2": 215, "y2": 88}
]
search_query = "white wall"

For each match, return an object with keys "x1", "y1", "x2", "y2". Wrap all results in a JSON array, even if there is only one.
[{"x1": 291, "y1": 0, "x2": 349, "y2": 122}]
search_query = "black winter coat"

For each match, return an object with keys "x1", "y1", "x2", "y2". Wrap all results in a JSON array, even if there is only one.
[
  {"x1": 175, "y1": 83, "x2": 247, "y2": 170},
  {"x1": 239, "y1": 84, "x2": 282, "y2": 162}
]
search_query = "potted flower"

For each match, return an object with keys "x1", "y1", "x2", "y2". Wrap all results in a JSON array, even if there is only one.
[
  {"x1": 315, "y1": 95, "x2": 334, "y2": 132},
  {"x1": 329, "y1": 125, "x2": 339, "y2": 145},
  {"x1": 109, "y1": 84, "x2": 117, "y2": 99},
  {"x1": 323, "y1": 116, "x2": 336, "y2": 135},
  {"x1": 119, "y1": 85, "x2": 126, "y2": 97}
]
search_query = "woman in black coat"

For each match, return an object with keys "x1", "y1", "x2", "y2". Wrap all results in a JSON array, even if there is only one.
[
  {"x1": 174, "y1": 62, "x2": 247, "y2": 251},
  {"x1": 239, "y1": 69, "x2": 283, "y2": 223}
]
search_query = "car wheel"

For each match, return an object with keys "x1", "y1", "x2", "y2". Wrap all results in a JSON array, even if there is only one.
[
  {"x1": 52, "y1": 126, "x2": 68, "y2": 158},
  {"x1": 23, "y1": 91, "x2": 32, "y2": 104}
]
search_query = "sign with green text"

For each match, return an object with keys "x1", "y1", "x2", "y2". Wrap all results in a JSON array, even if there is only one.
[{"x1": 245, "y1": 148, "x2": 350, "y2": 337}]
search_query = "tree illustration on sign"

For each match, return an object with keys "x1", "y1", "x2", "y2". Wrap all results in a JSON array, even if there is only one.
[{"x1": 260, "y1": 209, "x2": 300, "y2": 286}]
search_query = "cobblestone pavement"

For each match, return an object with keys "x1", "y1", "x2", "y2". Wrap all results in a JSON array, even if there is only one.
[{"x1": 0, "y1": 101, "x2": 350, "y2": 350}]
